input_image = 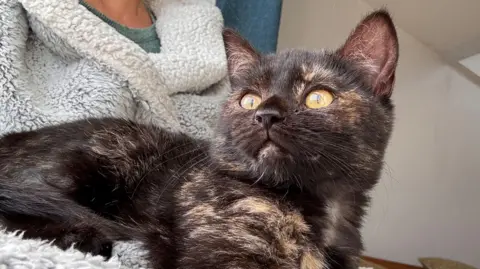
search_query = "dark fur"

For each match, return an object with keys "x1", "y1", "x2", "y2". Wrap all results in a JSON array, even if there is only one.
[{"x1": 0, "y1": 10, "x2": 399, "y2": 269}]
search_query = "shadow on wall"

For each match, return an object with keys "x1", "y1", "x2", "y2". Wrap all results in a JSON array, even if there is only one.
[{"x1": 216, "y1": 0, "x2": 283, "y2": 53}]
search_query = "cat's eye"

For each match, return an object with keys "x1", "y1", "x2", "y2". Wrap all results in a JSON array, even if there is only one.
[
  {"x1": 240, "y1": 93, "x2": 262, "y2": 110},
  {"x1": 305, "y1": 89, "x2": 334, "y2": 109}
]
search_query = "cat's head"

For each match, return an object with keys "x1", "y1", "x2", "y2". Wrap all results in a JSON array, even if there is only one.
[{"x1": 213, "y1": 10, "x2": 399, "y2": 191}]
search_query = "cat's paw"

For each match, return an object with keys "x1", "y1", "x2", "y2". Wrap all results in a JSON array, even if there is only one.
[
  {"x1": 76, "y1": 238, "x2": 113, "y2": 259},
  {"x1": 57, "y1": 227, "x2": 114, "y2": 259}
]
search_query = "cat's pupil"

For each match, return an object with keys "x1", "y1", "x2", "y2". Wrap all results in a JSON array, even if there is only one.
[{"x1": 248, "y1": 98, "x2": 254, "y2": 108}]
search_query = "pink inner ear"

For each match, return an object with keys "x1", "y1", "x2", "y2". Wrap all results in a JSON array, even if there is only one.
[{"x1": 338, "y1": 11, "x2": 399, "y2": 97}]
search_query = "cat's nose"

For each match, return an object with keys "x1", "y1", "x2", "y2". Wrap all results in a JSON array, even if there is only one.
[{"x1": 255, "y1": 108, "x2": 285, "y2": 130}]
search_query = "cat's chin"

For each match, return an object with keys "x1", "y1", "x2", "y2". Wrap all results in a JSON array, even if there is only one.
[{"x1": 256, "y1": 141, "x2": 292, "y2": 166}]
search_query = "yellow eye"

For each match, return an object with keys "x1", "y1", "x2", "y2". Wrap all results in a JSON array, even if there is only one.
[
  {"x1": 305, "y1": 89, "x2": 334, "y2": 109},
  {"x1": 240, "y1": 93, "x2": 262, "y2": 110}
]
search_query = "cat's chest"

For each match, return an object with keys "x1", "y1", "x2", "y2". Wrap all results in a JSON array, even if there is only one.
[
  {"x1": 296, "y1": 193, "x2": 364, "y2": 269},
  {"x1": 302, "y1": 198, "x2": 357, "y2": 246}
]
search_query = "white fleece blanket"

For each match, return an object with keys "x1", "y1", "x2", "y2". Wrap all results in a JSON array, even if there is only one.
[
  {"x1": 0, "y1": 0, "x2": 228, "y2": 268},
  {"x1": 0, "y1": 231, "x2": 370, "y2": 269},
  {"x1": 0, "y1": 231, "x2": 129, "y2": 269},
  {"x1": 0, "y1": 230, "x2": 171, "y2": 268},
  {"x1": 0, "y1": 0, "x2": 227, "y2": 138}
]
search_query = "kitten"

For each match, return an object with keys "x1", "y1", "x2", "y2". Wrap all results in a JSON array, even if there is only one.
[{"x1": 0, "y1": 10, "x2": 398, "y2": 269}]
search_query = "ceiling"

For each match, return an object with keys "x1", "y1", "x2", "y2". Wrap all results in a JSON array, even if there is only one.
[{"x1": 364, "y1": 0, "x2": 480, "y2": 62}]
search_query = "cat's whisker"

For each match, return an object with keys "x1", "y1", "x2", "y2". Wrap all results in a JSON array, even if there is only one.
[
  {"x1": 155, "y1": 153, "x2": 210, "y2": 204},
  {"x1": 382, "y1": 161, "x2": 397, "y2": 183},
  {"x1": 292, "y1": 173, "x2": 302, "y2": 189},
  {"x1": 251, "y1": 169, "x2": 267, "y2": 186},
  {"x1": 232, "y1": 127, "x2": 260, "y2": 144},
  {"x1": 130, "y1": 142, "x2": 207, "y2": 199},
  {"x1": 319, "y1": 151, "x2": 369, "y2": 190}
]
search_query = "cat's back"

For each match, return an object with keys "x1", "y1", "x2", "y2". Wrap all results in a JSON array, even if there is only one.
[
  {"x1": 0, "y1": 118, "x2": 201, "y2": 180},
  {"x1": 0, "y1": 118, "x2": 147, "y2": 162},
  {"x1": 0, "y1": 118, "x2": 136, "y2": 154}
]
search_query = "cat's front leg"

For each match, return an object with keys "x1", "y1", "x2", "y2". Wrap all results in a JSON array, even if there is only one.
[
  {"x1": 0, "y1": 182, "x2": 130, "y2": 259},
  {"x1": 1, "y1": 215, "x2": 114, "y2": 258},
  {"x1": 51, "y1": 224, "x2": 114, "y2": 258},
  {"x1": 324, "y1": 246, "x2": 361, "y2": 269},
  {"x1": 140, "y1": 225, "x2": 176, "y2": 269},
  {"x1": 174, "y1": 194, "x2": 321, "y2": 269}
]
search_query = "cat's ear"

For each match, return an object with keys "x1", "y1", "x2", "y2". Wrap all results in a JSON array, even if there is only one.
[
  {"x1": 223, "y1": 28, "x2": 260, "y2": 80},
  {"x1": 337, "y1": 10, "x2": 399, "y2": 98}
]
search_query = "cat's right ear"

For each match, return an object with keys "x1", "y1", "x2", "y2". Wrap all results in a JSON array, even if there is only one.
[{"x1": 223, "y1": 28, "x2": 260, "y2": 80}]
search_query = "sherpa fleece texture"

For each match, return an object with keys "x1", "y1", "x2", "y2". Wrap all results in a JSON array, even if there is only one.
[
  {"x1": 0, "y1": 0, "x2": 228, "y2": 138},
  {"x1": 0, "y1": 0, "x2": 227, "y2": 268}
]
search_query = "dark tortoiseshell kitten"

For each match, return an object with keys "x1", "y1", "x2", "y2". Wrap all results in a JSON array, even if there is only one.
[{"x1": 0, "y1": 10, "x2": 398, "y2": 269}]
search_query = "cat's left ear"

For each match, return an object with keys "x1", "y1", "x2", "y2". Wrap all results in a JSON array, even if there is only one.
[
  {"x1": 337, "y1": 10, "x2": 399, "y2": 98},
  {"x1": 223, "y1": 28, "x2": 260, "y2": 80}
]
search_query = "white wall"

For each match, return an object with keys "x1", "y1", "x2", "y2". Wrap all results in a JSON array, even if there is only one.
[
  {"x1": 278, "y1": 0, "x2": 480, "y2": 267},
  {"x1": 460, "y1": 53, "x2": 480, "y2": 76}
]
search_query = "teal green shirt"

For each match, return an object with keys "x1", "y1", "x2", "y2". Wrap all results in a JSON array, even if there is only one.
[{"x1": 80, "y1": 1, "x2": 161, "y2": 53}]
